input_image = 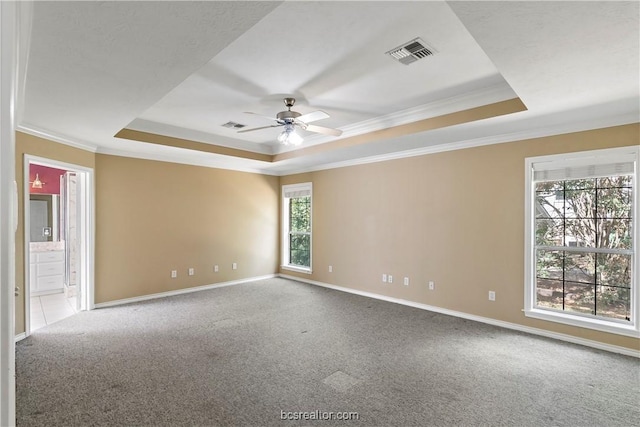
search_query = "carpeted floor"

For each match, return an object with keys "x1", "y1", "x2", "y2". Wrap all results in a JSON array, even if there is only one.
[{"x1": 16, "y1": 278, "x2": 640, "y2": 426}]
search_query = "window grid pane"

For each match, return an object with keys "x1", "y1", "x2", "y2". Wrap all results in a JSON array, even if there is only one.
[
  {"x1": 287, "y1": 194, "x2": 311, "y2": 268},
  {"x1": 289, "y1": 233, "x2": 310, "y2": 267},
  {"x1": 289, "y1": 197, "x2": 311, "y2": 232},
  {"x1": 534, "y1": 174, "x2": 633, "y2": 322}
]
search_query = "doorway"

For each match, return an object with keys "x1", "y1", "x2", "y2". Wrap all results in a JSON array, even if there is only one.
[{"x1": 24, "y1": 156, "x2": 94, "y2": 335}]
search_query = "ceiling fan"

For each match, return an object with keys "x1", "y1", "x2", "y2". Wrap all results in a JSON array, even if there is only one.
[{"x1": 238, "y1": 98, "x2": 342, "y2": 146}]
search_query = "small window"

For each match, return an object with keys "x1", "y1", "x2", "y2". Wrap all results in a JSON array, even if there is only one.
[
  {"x1": 282, "y1": 183, "x2": 312, "y2": 273},
  {"x1": 525, "y1": 146, "x2": 639, "y2": 337}
]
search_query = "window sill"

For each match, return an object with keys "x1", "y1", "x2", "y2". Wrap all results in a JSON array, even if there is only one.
[
  {"x1": 525, "y1": 308, "x2": 639, "y2": 338},
  {"x1": 281, "y1": 265, "x2": 312, "y2": 275}
]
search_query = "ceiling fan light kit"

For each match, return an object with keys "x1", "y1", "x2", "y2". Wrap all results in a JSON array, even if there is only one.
[
  {"x1": 240, "y1": 97, "x2": 342, "y2": 146},
  {"x1": 277, "y1": 123, "x2": 303, "y2": 146}
]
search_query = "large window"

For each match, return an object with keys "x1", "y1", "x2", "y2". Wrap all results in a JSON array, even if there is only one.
[
  {"x1": 525, "y1": 147, "x2": 639, "y2": 336},
  {"x1": 282, "y1": 183, "x2": 312, "y2": 273}
]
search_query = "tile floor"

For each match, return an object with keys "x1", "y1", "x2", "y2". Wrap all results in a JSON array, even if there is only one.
[{"x1": 30, "y1": 292, "x2": 78, "y2": 331}]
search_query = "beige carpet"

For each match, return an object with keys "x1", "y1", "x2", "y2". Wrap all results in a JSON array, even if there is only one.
[{"x1": 16, "y1": 278, "x2": 640, "y2": 426}]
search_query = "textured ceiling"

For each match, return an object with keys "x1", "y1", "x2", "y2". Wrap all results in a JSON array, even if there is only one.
[{"x1": 18, "y1": 1, "x2": 639, "y2": 175}]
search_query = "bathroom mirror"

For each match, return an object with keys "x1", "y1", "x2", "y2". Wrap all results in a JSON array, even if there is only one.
[{"x1": 30, "y1": 194, "x2": 59, "y2": 242}]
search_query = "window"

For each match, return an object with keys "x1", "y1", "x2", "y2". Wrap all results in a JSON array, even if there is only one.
[
  {"x1": 282, "y1": 183, "x2": 312, "y2": 273},
  {"x1": 525, "y1": 146, "x2": 639, "y2": 337}
]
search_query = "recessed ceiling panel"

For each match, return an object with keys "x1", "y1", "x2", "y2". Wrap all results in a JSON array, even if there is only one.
[
  {"x1": 18, "y1": 1, "x2": 637, "y2": 175},
  {"x1": 131, "y1": 1, "x2": 515, "y2": 150}
]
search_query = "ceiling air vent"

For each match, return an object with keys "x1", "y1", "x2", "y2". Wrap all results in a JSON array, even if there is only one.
[
  {"x1": 221, "y1": 121, "x2": 246, "y2": 129},
  {"x1": 386, "y1": 38, "x2": 435, "y2": 65}
]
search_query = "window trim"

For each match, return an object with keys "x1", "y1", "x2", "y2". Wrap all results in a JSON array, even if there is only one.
[
  {"x1": 281, "y1": 182, "x2": 312, "y2": 274},
  {"x1": 524, "y1": 146, "x2": 639, "y2": 337}
]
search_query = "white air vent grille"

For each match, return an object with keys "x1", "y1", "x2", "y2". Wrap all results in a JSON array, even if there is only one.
[
  {"x1": 221, "y1": 121, "x2": 246, "y2": 129},
  {"x1": 386, "y1": 38, "x2": 435, "y2": 65}
]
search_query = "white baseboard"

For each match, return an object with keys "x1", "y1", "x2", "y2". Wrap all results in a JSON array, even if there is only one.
[
  {"x1": 280, "y1": 274, "x2": 640, "y2": 358},
  {"x1": 94, "y1": 274, "x2": 277, "y2": 309},
  {"x1": 14, "y1": 333, "x2": 26, "y2": 343}
]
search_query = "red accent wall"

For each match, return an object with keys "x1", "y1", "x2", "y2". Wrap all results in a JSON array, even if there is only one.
[{"x1": 29, "y1": 164, "x2": 67, "y2": 195}]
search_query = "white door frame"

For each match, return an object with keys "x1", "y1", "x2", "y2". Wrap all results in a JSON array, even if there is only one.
[
  {"x1": 23, "y1": 155, "x2": 95, "y2": 336},
  {"x1": 0, "y1": 1, "x2": 18, "y2": 425}
]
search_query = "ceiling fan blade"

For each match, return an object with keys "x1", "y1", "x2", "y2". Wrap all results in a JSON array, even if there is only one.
[
  {"x1": 303, "y1": 123, "x2": 343, "y2": 137},
  {"x1": 243, "y1": 111, "x2": 278, "y2": 122},
  {"x1": 237, "y1": 124, "x2": 282, "y2": 133},
  {"x1": 296, "y1": 110, "x2": 329, "y2": 124}
]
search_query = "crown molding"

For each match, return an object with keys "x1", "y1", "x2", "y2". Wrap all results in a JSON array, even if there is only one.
[
  {"x1": 277, "y1": 112, "x2": 639, "y2": 175},
  {"x1": 16, "y1": 112, "x2": 638, "y2": 177},
  {"x1": 16, "y1": 124, "x2": 98, "y2": 153},
  {"x1": 18, "y1": 122, "x2": 277, "y2": 175},
  {"x1": 126, "y1": 118, "x2": 274, "y2": 155},
  {"x1": 96, "y1": 146, "x2": 279, "y2": 176}
]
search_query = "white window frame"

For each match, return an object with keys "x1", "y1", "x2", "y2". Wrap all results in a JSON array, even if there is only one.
[
  {"x1": 524, "y1": 146, "x2": 639, "y2": 337},
  {"x1": 281, "y1": 182, "x2": 312, "y2": 274}
]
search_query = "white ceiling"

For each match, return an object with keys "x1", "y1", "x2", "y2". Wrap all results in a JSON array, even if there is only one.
[{"x1": 18, "y1": 1, "x2": 639, "y2": 175}]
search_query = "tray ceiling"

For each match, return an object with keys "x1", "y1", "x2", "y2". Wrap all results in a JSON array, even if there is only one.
[{"x1": 18, "y1": 1, "x2": 639, "y2": 175}]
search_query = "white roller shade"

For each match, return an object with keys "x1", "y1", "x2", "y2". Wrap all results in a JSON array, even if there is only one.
[
  {"x1": 532, "y1": 151, "x2": 636, "y2": 182},
  {"x1": 283, "y1": 183, "x2": 311, "y2": 199}
]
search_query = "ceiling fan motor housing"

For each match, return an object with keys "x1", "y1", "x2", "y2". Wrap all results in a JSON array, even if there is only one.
[
  {"x1": 277, "y1": 97, "x2": 301, "y2": 123},
  {"x1": 276, "y1": 110, "x2": 301, "y2": 123}
]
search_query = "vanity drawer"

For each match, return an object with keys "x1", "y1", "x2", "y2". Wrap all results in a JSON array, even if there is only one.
[
  {"x1": 37, "y1": 262, "x2": 64, "y2": 276},
  {"x1": 37, "y1": 251, "x2": 64, "y2": 263},
  {"x1": 37, "y1": 274, "x2": 63, "y2": 291}
]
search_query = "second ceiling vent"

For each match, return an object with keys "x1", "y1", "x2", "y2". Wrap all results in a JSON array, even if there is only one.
[
  {"x1": 221, "y1": 121, "x2": 246, "y2": 129},
  {"x1": 386, "y1": 37, "x2": 436, "y2": 65}
]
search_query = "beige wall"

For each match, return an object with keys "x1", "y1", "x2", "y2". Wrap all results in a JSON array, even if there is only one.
[
  {"x1": 15, "y1": 125, "x2": 639, "y2": 351},
  {"x1": 94, "y1": 154, "x2": 279, "y2": 303},
  {"x1": 15, "y1": 132, "x2": 96, "y2": 334},
  {"x1": 280, "y1": 124, "x2": 640, "y2": 350},
  {"x1": 15, "y1": 132, "x2": 279, "y2": 333}
]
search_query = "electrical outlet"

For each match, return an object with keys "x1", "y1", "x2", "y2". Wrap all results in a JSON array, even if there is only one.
[
  {"x1": 489, "y1": 291, "x2": 496, "y2": 301},
  {"x1": 329, "y1": 265, "x2": 333, "y2": 273},
  {"x1": 382, "y1": 274, "x2": 387, "y2": 283},
  {"x1": 428, "y1": 281, "x2": 435, "y2": 290},
  {"x1": 403, "y1": 277, "x2": 409, "y2": 286},
  {"x1": 188, "y1": 268, "x2": 194, "y2": 276},
  {"x1": 214, "y1": 265, "x2": 219, "y2": 272},
  {"x1": 171, "y1": 270, "x2": 177, "y2": 278},
  {"x1": 232, "y1": 262, "x2": 237, "y2": 270},
  {"x1": 388, "y1": 275, "x2": 393, "y2": 284}
]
